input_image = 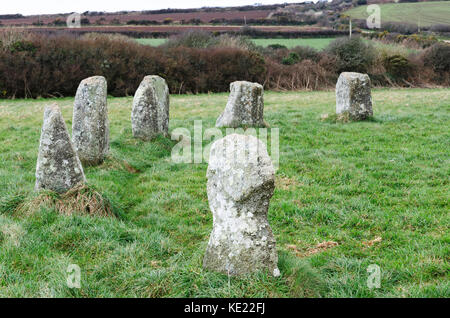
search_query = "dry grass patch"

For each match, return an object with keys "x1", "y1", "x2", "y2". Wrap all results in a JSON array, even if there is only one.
[
  {"x1": 287, "y1": 241, "x2": 339, "y2": 258},
  {"x1": 16, "y1": 184, "x2": 118, "y2": 217},
  {"x1": 275, "y1": 175, "x2": 299, "y2": 190}
]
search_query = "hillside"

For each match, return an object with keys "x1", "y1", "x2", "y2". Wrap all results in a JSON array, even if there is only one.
[{"x1": 345, "y1": 1, "x2": 450, "y2": 27}]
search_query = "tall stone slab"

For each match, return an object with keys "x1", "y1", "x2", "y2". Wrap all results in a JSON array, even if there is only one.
[
  {"x1": 203, "y1": 134, "x2": 279, "y2": 276},
  {"x1": 132, "y1": 75, "x2": 170, "y2": 140},
  {"x1": 35, "y1": 104, "x2": 85, "y2": 193},
  {"x1": 336, "y1": 72, "x2": 373, "y2": 120},
  {"x1": 216, "y1": 81, "x2": 265, "y2": 128},
  {"x1": 72, "y1": 76, "x2": 109, "y2": 165}
]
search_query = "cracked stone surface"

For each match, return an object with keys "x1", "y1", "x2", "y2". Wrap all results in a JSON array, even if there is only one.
[
  {"x1": 132, "y1": 75, "x2": 170, "y2": 140},
  {"x1": 336, "y1": 72, "x2": 373, "y2": 120},
  {"x1": 203, "y1": 134, "x2": 279, "y2": 277},
  {"x1": 35, "y1": 104, "x2": 85, "y2": 193},
  {"x1": 72, "y1": 76, "x2": 109, "y2": 165},
  {"x1": 216, "y1": 81, "x2": 265, "y2": 128}
]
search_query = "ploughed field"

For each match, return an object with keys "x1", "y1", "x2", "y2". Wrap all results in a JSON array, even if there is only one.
[
  {"x1": 0, "y1": 10, "x2": 273, "y2": 26},
  {"x1": 0, "y1": 88, "x2": 448, "y2": 297}
]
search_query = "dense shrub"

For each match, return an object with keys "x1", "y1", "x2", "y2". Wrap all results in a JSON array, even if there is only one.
[
  {"x1": 429, "y1": 24, "x2": 450, "y2": 33},
  {"x1": 290, "y1": 46, "x2": 320, "y2": 62},
  {"x1": 326, "y1": 36, "x2": 375, "y2": 73},
  {"x1": 381, "y1": 22, "x2": 418, "y2": 35},
  {"x1": 0, "y1": 29, "x2": 448, "y2": 98},
  {"x1": 282, "y1": 52, "x2": 300, "y2": 65},
  {"x1": 422, "y1": 43, "x2": 450, "y2": 75},
  {"x1": 382, "y1": 54, "x2": 412, "y2": 80},
  {"x1": 165, "y1": 30, "x2": 218, "y2": 48},
  {"x1": 266, "y1": 57, "x2": 333, "y2": 91},
  {"x1": 0, "y1": 32, "x2": 266, "y2": 98},
  {"x1": 268, "y1": 44, "x2": 287, "y2": 50}
]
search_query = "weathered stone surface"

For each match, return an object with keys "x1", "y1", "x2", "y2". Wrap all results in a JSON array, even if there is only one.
[
  {"x1": 216, "y1": 81, "x2": 265, "y2": 128},
  {"x1": 132, "y1": 75, "x2": 170, "y2": 140},
  {"x1": 203, "y1": 134, "x2": 279, "y2": 276},
  {"x1": 72, "y1": 76, "x2": 109, "y2": 165},
  {"x1": 336, "y1": 72, "x2": 373, "y2": 120},
  {"x1": 35, "y1": 104, "x2": 85, "y2": 193}
]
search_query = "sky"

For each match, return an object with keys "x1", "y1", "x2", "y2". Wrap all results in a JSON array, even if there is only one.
[{"x1": 0, "y1": 0, "x2": 310, "y2": 16}]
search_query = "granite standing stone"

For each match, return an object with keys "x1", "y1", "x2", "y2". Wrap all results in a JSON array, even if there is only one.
[
  {"x1": 35, "y1": 104, "x2": 85, "y2": 193},
  {"x1": 336, "y1": 72, "x2": 373, "y2": 120},
  {"x1": 216, "y1": 81, "x2": 265, "y2": 128},
  {"x1": 132, "y1": 75, "x2": 170, "y2": 140},
  {"x1": 72, "y1": 76, "x2": 109, "y2": 165},
  {"x1": 203, "y1": 134, "x2": 279, "y2": 276}
]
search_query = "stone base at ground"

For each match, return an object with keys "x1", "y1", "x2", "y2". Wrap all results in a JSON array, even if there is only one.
[
  {"x1": 203, "y1": 134, "x2": 279, "y2": 276},
  {"x1": 336, "y1": 72, "x2": 373, "y2": 120},
  {"x1": 132, "y1": 75, "x2": 170, "y2": 140},
  {"x1": 72, "y1": 76, "x2": 109, "y2": 165},
  {"x1": 216, "y1": 81, "x2": 266, "y2": 128},
  {"x1": 35, "y1": 104, "x2": 85, "y2": 193}
]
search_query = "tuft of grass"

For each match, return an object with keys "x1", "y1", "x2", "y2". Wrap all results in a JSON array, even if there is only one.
[
  {"x1": 278, "y1": 251, "x2": 326, "y2": 297},
  {"x1": 15, "y1": 184, "x2": 121, "y2": 218}
]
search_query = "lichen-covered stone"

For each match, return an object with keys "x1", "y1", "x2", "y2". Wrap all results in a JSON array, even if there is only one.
[
  {"x1": 336, "y1": 72, "x2": 373, "y2": 120},
  {"x1": 72, "y1": 76, "x2": 109, "y2": 165},
  {"x1": 35, "y1": 104, "x2": 85, "y2": 193},
  {"x1": 216, "y1": 81, "x2": 265, "y2": 128},
  {"x1": 203, "y1": 134, "x2": 279, "y2": 276},
  {"x1": 132, "y1": 75, "x2": 169, "y2": 140}
]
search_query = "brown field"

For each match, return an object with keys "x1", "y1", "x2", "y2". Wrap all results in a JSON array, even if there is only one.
[{"x1": 0, "y1": 10, "x2": 273, "y2": 26}]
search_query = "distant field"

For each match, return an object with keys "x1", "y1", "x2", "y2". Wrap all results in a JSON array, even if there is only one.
[
  {"x1": 251, "y1": 38, "x2": 335, "y2": 50},
  {"x1": 136, "y1": 38, "x2": 336, "y2": 50},
  {"x1": 136, "y1": 38, "x2": 168, "y2": 46},
  {"x1": 345, "y1": 1, "x2": 450, "y2": 27}
]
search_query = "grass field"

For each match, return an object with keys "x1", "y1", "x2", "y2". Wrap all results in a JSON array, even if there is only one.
[
  {"x1": 136, "y1": 38, "x2": 168, "y2": 46},
  {"x1": 136, "y1": 38, "x2": 336, "y2": 50},
  {"x1": 0, "y1": 89, "x2": 449, "y2": 297},
  {"x1": 345, "y1": 1, "x2": 450, "y2": 27},
  {"x1": 251, "y1": 38, "x2": 335, "y2": 50}
]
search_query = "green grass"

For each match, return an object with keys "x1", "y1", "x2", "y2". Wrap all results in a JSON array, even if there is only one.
[
  {"x1": 136, "y1": 38, "x2": 168, "y2": 46},
  {"x1": 0, "y1": 89, "x2": 449, "y2": 297},
  {"x1": 346, "y1": 1, "x2": 450, "y2": 27},
  {"x1": 135, "y1": 37, "x2": 336, "y2": 50},
  {"x1": 251, "y1": 38, "x2": 336, "y2": 50}
]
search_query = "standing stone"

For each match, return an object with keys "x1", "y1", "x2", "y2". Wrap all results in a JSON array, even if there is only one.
[
  {"x1": 203, "y1": 134, "x2": 279, "y2": 277},
  {"x1": 216, "y1": 81, "x2": 265, "y2": 128},
  {"x1": 72, "y1": 76, "x2": 109, "y2": 165},
  {"x1": 336, "y1": 72, "x2": 373, "y2": 120},
  {"x1": 132, "y1": 75, "x2": 170, "y2": 140},
  {"x1": 35, "y1": 104, "x2": 85, "y2": 193}
]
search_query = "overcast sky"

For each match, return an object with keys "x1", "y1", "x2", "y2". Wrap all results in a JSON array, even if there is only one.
[{"x1": 1, "y1": 0, "x2": 311, "y2": 15}]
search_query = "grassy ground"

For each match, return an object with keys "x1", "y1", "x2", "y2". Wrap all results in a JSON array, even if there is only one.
[
  {"x1": 135, "y1": 37, "x2": 336, "y2": 50},
  {"x1": 0, "y1": 89, "x2": 449, "y2": 297},
  {"x1": 345, "y1": 1, "x2": 450, "y2": 27}
]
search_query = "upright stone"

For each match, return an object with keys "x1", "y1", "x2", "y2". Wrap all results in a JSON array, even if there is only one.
[
  {"x1": 35, "y1": 104, "x2": 85, "y2": 193},
  {"x1": 203, "y1": 134, "x2": 279, "y2": 276},
  {"x1": 72, "y1": 76, "x2": 109, "y2": 165},
  {"x1": 132, "y1": 75, "x2": 170, "y2": 140},
  {"x1": 216, "y1": 81, "x2": 265, "y2": 128},
  {"x1": 336, "y1": 72, "x2": 373, "y2": 120}
]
